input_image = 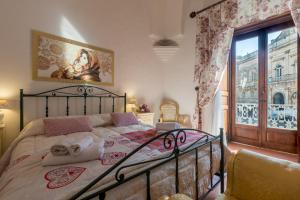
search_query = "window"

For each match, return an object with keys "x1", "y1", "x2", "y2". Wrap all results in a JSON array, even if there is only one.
[
  {"x1": 233, "y1": 21, "x2": 298, "y2": 130},
  {"x1": 275, "y1": 64, "x2": 282, "y2": 80},
  {"x1": 251, "y1": 71, "x2": 256, "y2": 82},
  {"x1": 231, "y1": 16, "x2": 299, "y2": 153},
  {"x1": 273, "y1": 92, "x2": 285, "y2": 104}
]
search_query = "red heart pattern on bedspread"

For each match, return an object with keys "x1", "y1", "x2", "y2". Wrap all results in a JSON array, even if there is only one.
[
  {"x1": 101, "y1": 152, "x2": 127, "y2": 165},
  {"x1": 44, "y1": 166, "x2": 86, "y2": 189},
  {"x1": 121, "y1": 130, "x2": 204, "y2": 152}
]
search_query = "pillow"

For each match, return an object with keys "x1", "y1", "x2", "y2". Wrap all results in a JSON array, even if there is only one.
[
  {"x1": 89, "y1": 113, "x2": 113, "y2": 127},
  {"x1": 22, "y1": 114, "x2": 113, "y2": 135},
  {"x1": 44, "y1": 117, "x2": 93, "y2": 136},
  {"x1": 20, "y1": 118, "x2": 44, "y2": 136},
  {"x1": 111, "y1": 112, "x2": 139, "y2": 127}
]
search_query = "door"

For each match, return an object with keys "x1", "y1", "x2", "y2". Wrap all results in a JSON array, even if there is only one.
[{"x1": 231, "y1": 21, "x2": 299, "y2": 153}]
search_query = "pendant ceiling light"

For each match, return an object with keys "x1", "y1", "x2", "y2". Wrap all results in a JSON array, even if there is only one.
[{"x1": 153, "y1": 39, "x2": 179, "y2": 63}]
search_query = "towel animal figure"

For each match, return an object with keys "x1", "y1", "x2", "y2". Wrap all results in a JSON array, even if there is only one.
[{"x1": 50, "y1": 136, "x2": 93, "y2": 156}]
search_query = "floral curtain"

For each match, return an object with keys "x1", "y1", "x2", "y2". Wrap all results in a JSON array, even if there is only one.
[
  {"x1": 291, "y1": 0, "x2": 300, "y2": 36},
  {"x1": 194, "y1": 0, "x2": 300, "y2": 130},
  {"x1": 193, "y1": 0, "x2": 237, "y2": 130}
]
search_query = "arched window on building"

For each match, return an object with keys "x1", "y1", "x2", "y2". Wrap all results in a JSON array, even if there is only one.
[
  {"x1": 275, "y1": 64, "x2": 283, "y2": 80},
  {"x1": 273, "y1": 92, "x2": 285, "y2": 104}
]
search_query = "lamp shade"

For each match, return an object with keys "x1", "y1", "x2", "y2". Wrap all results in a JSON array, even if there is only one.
[
  {"x1": 128, "y1": 97, "x2": 137, "y2": 104},
  {"x1": 126, "y1": 97, "x2": 137, "y2": 113},
  {"x1": 0, "y1": 99, "x2": 8, "y2": 109},
  {"x1": 126, "y1": 103, "x2": 137, "y2": 113}
]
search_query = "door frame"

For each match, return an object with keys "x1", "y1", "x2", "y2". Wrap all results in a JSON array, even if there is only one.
[
  {"x1": 228, "y1": 14, "x2": 300, "y2": 156},
  {"x1": 230, "y1": 30, "x2": 262, "y2": 147}
]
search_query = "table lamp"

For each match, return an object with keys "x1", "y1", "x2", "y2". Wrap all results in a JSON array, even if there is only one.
[
  {"x1": 0, "y1": 99, "x2": 8, "y2": 126},
  {"x1": 126, "y1": 97, "x2": 137, "y2": 113}
]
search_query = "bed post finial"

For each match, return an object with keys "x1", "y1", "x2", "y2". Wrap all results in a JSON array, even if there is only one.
[
  {"x1": 124, "y1": 93, "x2": 127, "y2": 112},
  {"x1": 20, "y1": 89, "x2": 24, "y2": 131},
  {"x1": 220, "y1": 128, "x2": 225, "y2": 193}
]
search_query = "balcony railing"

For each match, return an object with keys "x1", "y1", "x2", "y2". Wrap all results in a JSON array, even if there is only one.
[
  {"x1": 236, "y1": 103, "x2": 258, "y2": 126},
  {"x1": 236, "y1": 103, "x2": 297, "y2": 130},
  {"x1": 268, "y1": 74, "x2": 296, "y2": 83},
  {"x1": 268, "y1": 104, "x2": 297, "y2": 130}
]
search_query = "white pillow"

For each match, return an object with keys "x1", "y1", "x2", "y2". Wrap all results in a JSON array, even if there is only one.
[
  {"x1": 21, "y1": 118, "x2": 44, "y2": 136},
  {"x1": 89, "y1": 113, "x2": 113, "y2": 127}
]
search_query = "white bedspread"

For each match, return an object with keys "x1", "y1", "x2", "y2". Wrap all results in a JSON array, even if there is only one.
[{"x1": 0, "y1": 123, "x2": 222, "y2": 200}]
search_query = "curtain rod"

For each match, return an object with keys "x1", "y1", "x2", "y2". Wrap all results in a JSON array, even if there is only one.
[{"x1": 190, "y1": 0, "x2": 227, "y2": 18}]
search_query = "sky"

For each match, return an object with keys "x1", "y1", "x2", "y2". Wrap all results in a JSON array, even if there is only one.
[{"x1": 235, "y1": 29, "x2": 289, "y2": 57}]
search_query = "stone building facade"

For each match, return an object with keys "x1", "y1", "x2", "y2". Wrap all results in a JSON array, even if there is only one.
[{"x1": 236, "y1": 27, "x2": 297, "y2": 105}]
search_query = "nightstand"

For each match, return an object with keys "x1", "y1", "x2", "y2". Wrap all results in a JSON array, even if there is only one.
[
  {"x1": 0, "y1": 125, "x2": 4, "y2": 156},
  {"x1": 136, "y1": 112, "x2": 155, "y2": 126}
]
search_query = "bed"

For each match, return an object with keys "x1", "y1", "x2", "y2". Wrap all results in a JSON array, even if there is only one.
[{"x1": 0, "y1": 85, "x2": 225, "y2": 200}]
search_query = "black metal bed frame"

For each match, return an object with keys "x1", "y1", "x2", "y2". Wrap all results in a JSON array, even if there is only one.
[
  {"x1": 20, "y1": 85, "x2": 126, "y2": 130},
  {"x1": 19, "y1": 85, "x2": 224, "y2": 200}
]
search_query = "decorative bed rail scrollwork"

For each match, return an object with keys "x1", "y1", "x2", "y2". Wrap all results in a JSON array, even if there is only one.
[
  {"x1": 20, "y1": 85, "x2": 126, "y2": 130},
  {"x1": 113, "y1": 129, "x2": 210, "y2": 183},
  {"x1": 70, "y1": 128, "x2": 224, "y2": 200}
]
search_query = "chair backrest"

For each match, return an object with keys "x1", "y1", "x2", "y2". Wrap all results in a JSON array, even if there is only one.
[
  {"x1": 160, "y1": 100, "x2": 179, "y2": 122},
  {"x1": 226, "y1": 150, "x2": 300, "y2": 200}
]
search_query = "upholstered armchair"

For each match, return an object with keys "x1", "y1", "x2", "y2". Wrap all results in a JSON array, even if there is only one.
[
  {"x1": 160, "y1": 100, "x2": 179, "y2": 122},
  {"x1": 159, "y1": 100, "x2": 191, "y2": 128},
  {"x1": 217, "y1": 149, "x2": 300, "y2": 200}
]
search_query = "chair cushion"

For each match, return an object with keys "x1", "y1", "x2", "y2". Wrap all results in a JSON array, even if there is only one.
[{"x1": 226, "y1": 150, "x2": 300, "y2": 200}]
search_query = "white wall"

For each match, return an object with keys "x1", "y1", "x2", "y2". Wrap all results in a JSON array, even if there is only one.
[
  {"x1": 0, "y1": 0, "x2": 223, "y2": 150},
  {"x1": 162, "y1": 0, "x2": 221, "y2": 133},
  {"x1": 0, "y1": 0, "x2": 164, "y2": 149}
]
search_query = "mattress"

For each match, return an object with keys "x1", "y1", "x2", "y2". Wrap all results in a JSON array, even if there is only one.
[{"x1": 0, "y1": 123, "x2": 222, "y2": 200}]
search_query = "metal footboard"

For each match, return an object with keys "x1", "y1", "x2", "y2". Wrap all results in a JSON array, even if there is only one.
[{"x1": 70, "y1": 128, "x2": 225, "y2": 200}]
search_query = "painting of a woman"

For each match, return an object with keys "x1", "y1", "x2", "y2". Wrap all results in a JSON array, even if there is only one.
[
  {"x1": 33, "y1": 30, "x2": 114, "y2": 86},
  {"x1": 62, "y1": 49, "x2": 101, "y2": 82}
]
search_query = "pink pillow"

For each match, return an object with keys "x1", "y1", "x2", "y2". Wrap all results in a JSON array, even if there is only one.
[
  {"x1": 44, "y1": 117, "x2": 93, "y2": 136},
  {"x1": 111, "y1": 112, "x2": 139, "y2": 127}
]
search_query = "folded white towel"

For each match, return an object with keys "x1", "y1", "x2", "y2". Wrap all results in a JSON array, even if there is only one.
[
  {"x1": 50, "y1": 136, "x2": 94, "y2": 156},
  {"x1": 156, "y1": 122, "x2": 181, "y2": 132},
  {"x1": 42, "y1": 140, "x2": 105, "y2": 166},
  {"x1": 50, "y1": 141, "x2": 71, "y2": 156},
  {"x1": 67, "y1": 136, "x2": 94, "y2": 156}
]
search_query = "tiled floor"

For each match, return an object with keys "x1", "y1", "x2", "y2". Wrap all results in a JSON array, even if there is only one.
[{"x1": 204, "y1": 142, "x2": 299, "y2": 200}]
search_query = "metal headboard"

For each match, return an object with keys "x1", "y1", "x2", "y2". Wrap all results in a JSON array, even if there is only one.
[{"x1": 20, "y1": 85, "x2": 126, "y2": 130}]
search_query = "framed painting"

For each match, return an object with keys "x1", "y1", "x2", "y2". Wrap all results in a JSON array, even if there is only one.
[{"x1": 32, "y1": 30, "x2": 114, "y2": 86}]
